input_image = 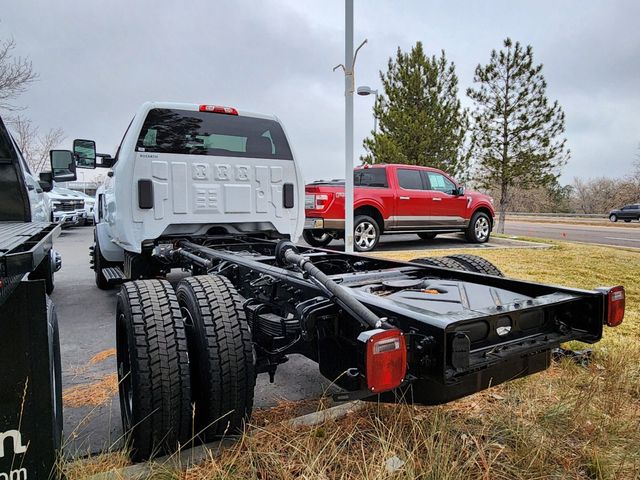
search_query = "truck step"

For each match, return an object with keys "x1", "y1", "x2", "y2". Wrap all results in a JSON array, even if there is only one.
[{"x1": 102, "y1": 266, "x2": 125, "y2": 284}]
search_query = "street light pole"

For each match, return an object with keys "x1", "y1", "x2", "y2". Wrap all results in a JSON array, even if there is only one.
[
  {"x1": 334, "y1": 1, "x2": 366, "y2": 253},
  {"x1": 344, "y1": 0, "x2": 355, "y2": 253}
]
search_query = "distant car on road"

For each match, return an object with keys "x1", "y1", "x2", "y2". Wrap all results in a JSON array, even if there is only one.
[{"x1": 609, "y1": 204, "x2": 640, "y2": 223}]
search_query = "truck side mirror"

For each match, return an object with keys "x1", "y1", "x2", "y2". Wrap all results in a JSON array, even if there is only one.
[
  {"x1": 73, "y1": 139, "x2": 97, "y2": 169},
  {"x1": 38, "y1": 172, "x2": 53, "y2": 192},
  {"x1": 50, "y1": 150, "x2": 77, "y2": 182},
  {"x1": 97, "y1": 154, "x2": 115, "y2": 168},
  {"x1": 455, "y1": 186, "x2": 465, "y2": 196}
]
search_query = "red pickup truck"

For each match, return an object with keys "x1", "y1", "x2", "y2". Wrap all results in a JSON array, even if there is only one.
[{"x1": 304, "y1": 164, "x2": 495, "y2": 252}]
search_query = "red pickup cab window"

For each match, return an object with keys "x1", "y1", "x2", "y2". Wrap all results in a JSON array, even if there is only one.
[
  {"x1": 426, "y1": 172, "x2": 457, "y2": 195},
  {"x1": 397, "y1": 168, "x2": 425, "y2": 190},
  {"x1": 355, "y1": 168, "x2": 388, "y2": 188}
]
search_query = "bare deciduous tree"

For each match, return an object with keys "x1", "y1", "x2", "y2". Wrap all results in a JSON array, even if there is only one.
[
  {"x1": 0, "y1": 37, "x2": 38, "y2": 111},
  {"x1": 8, "y1": 115, "x2": 65, "y2": 172}
]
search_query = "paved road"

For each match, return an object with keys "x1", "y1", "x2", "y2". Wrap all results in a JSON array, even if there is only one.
[
  {"x1": 503, "y1": 220, "x2": 640, "y2": 248},
  {"x1": 52, "y1": 227, "x2": 339, "y2": 457}
]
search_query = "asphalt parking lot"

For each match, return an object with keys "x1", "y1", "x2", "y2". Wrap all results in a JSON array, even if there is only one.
[{"x1": 52, "y1": 226, "x2": 542, "y2": 457}]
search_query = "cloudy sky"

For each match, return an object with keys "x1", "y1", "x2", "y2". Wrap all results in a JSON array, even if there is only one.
[{"x1": 1, "y1": 0, "x2": 638, "y2": 184}]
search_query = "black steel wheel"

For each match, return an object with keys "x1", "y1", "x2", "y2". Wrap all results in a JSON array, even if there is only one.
[
  {"x1": 302, "y1": 229, "x2": 334, "y2": 248},
  {"x1": 176, "y1": 275, "x2": 255, "y2": 440},
  {"x1": 116, "y1": 280, "x2": 192, "y2": 461},
  {"x1": 354, "y1": 215, "x2": 381, "y2": 252},
  {"x1": 46, "y1": 296, "x2": 63, "y2": 452},
  {"x1": 443, "y1": 254, "x2": 504, "y2": 277},
  {"x1": 417, "y1": 232, "x2": 437, "y2": 241},
  {"x1": 465, "y1": 211, "x2": 492, "y2": 243}
]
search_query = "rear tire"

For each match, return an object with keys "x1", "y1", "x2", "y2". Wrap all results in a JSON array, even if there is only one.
[
  {"x1": 442, "y1": 254, "x2": 504, "y2": 277},
  {"x1": 417, "y1": 232, "x2": 437, "y2": 241},
  {"x1": 354, "y1": 215, "x2": 381, "y2": 252},
  {"x1": 624, "y1": 219, "x2": 631, "y2": 223},
  {"x1": 302, "y1": 230, "x2": 333, "y2": 248},
  {"x1": 116, "y1": 280, "x2": 192, "y2": 461},
  {"x1": 465, "y1": 212, "x2": 492, "y2": 243},
  {"x1": 176, "y1": 275, "x2": 255, "y2": 440}
]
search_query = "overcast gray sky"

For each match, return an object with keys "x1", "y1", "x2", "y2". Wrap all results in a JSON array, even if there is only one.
[{"x1": 1, "y1": 0, "x2": 638, "y2": 184}]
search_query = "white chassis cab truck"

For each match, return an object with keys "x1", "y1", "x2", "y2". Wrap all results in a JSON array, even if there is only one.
[
  {"x1": 90, "y1": 102, "x2": 304, "y2": 288},
  {"x1": 69, "y1": 101, "x2": 625, "y2": 462}
]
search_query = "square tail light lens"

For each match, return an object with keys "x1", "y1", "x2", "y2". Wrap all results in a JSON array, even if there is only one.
[{"x1": 358, "y1": 329, "x2": 407, "y2": 393}]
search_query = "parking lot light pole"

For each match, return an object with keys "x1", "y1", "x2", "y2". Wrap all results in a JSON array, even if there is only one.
[
  {"x1": 357, "y1": 85, "x2": 379, "y2": 135},
  {"x1": 334, "y1": 1, "x2": 367, "y2": 253}
]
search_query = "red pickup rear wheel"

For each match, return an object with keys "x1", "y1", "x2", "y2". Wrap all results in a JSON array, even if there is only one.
[{"x1": 354, "y1": 215, "x2": 381, "y2": 252}]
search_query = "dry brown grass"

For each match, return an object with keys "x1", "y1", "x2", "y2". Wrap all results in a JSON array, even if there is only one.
[
  {"x1": 89, "y1": 348, "x2": 117, "y2": 365},
  {"x1": 65, "y1": 241, "x2": 640, "y2": 479},
  {"x1": 63, "y1": 373, "x2": 119, "y2": 408}
]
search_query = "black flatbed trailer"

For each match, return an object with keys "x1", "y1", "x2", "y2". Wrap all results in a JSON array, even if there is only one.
[
  {"x1": 0, "y1": 221, "x2": 59, "y2": 303},
  {"x1": 0, "y1": 222, "x2": 63, "y2": 480},
  {"x1": 1, "y1": 112, "x2": 63, "y2": 479},
  {"x1": 114, "y1": 233, "x2": 625, "y2": 461}
]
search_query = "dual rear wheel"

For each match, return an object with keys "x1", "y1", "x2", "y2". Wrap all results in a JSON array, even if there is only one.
[{"x1": 116, "y1": 275, "x2": 255, "y2": 461}]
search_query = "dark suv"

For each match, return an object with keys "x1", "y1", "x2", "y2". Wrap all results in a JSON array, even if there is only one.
[{"x1": 609, "y1": 204, "x2": 640, "y2": 222}]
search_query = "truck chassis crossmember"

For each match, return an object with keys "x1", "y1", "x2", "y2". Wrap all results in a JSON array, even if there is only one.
[{"x1": 151, "y1": 235, "x2": 610, "y2": 397}]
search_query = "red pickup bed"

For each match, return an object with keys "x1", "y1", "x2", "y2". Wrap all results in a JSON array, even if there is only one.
[{"x1": 304, "y1": 164, "x2": 495, "y2": 251}]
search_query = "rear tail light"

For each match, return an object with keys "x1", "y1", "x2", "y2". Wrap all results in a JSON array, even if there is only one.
[
  {"x1": 358, "y1": 329, "x2": 407, "y2": 393},
  {"x1": 599, "y1": 286, "x2": 625, "y2": 327},
  {"x1": 199, "y1": 105, "x2": 238, "y2": 115},
  {"x1": 315, "y1": 194, "x2": 329, "y2": 210}
]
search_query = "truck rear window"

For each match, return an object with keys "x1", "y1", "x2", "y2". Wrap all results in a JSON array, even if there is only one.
[
  {"x1": 136, "y1": 108, "x2": 293, "y2": 160},
  {"x1": 354, "y1": 168, "x2": 388, "y2": 187}
]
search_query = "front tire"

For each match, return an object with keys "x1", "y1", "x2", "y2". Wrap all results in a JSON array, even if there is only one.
[
  {"x1": 354, "y1": 215, "x2": 381, "y2": 252},
  {"x1": 116, "y1": 280, "x2": 192, "y2": 461},
  {"x1": 610, "y1": 214, "x2": 618, "y2": 222},
  {"x1": 176, "y1": 275, "x2": 255, "y2": 440},
  {"x1": 92, "y1": 233, "x2": 115, "y2": 290},
  {"x1": 442, "y1": 254, "x2": 504, "y2": 277},
  {"x1": 302, "y1": 229, "x2": 333, "y2": 248},
  {"x1": 465, "y1": 212, "x2": 492, "y2": 243}
]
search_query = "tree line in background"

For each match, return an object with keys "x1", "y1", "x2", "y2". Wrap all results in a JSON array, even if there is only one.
[
  {"x1": 0, "y1": 35, "x2": 66, "y2": 171},
  {"x1": 362, "y1": 39, "x2": 638, "y2": 228}
]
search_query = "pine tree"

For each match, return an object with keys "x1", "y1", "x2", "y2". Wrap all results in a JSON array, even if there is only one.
[
  {"x1": 362, "y1": 42, "x2": 469, "y2": 177},
  {"x1": 467, "y1": 38, "x2": 569, "y2": 233}
]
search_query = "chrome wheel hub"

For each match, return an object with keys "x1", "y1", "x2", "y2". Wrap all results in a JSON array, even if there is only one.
[
  {"x1": 354, "y1": 221, "x2": 377, "y2": 250},
  {"x1": 475, "y1": 217, "x2": 490, "y2": 240}
]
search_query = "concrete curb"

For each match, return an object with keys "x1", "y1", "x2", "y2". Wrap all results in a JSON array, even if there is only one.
[{"x1": 86, "y1": 400, "x2": 364, "y2": 479}]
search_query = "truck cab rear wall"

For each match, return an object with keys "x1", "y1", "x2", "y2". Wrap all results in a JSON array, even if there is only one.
[{"x1": 101, "y1": 102, "x2": 306, "y2": 253}]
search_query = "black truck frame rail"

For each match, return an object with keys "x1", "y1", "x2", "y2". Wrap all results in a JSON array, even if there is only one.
[{"x1": 152, "y1": 234, "x2": 620, "y2": 405}]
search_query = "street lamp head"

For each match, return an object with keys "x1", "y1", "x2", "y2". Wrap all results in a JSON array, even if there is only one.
[{"x1": 357, "y1": 85, "x2": 375, "y2": 96}]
